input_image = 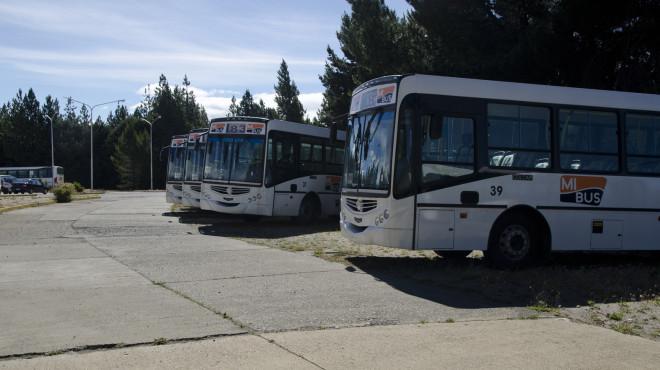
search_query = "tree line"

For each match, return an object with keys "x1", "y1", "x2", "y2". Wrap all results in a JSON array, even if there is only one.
[
  {"x1": 2, "y1": 0, "x2": 659, "y2": 189},
  {"x1": 0, "y1": 60, "x2": 309, "y2": 189},
  {"x1": 316, "y1": 0, "x2": 660, "y2": 122}
]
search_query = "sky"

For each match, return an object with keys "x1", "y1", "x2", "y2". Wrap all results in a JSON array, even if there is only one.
[{"x1": 0, "y1": 0, "x2": 410, "y2": 120}]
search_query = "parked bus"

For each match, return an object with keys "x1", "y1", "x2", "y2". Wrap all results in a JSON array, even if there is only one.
[
  {"x1": 201, "y1": 117, "x2": 345, "y2": 220},
  {"x1": 182, "y1": 128, "x2": 208, "y2": 208},
  {"x1": 165, "y1": 135, "x2": 187, "y2": 204},
  {"x1": 0, "y1": 166, "x2": 64, "y2": 189},
  {"x1": 340, "y1": 74, "x2": 660, "y2": 267}
]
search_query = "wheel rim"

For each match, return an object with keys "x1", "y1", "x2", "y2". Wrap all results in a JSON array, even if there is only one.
[{"x1": 497, "y1": 224, "x2": 531, "y2": 262}]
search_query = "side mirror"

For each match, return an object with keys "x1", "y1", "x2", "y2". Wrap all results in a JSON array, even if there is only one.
[{"x1": 290, "y1": 184, "x2": 298, "y2": 193}]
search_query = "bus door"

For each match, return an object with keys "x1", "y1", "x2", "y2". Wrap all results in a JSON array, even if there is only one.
[{"x1": 413, "y1": 102, "x2": 480, "y2": 250}]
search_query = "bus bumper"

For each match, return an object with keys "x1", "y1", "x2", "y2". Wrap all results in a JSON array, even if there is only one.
[
  {"x1": 340, "y1": 219, "x2": 413, "y2": 249},
  {"x1": 166, "y1": 183, "x2": 183, "y2": 204},
  {"x1": 182, "y1": 185, "x2": 201, "y2": 208}
]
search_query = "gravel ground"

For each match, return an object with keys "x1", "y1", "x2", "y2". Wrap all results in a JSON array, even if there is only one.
[
  {"x1": 0, "y1": 191, "x2": 103, "y2": 212},
  {"x1": 0, "y1": 193, "x2": 54, "y2": 211},
  {"x1": 175, "y1": 208, "x2": 660, "y2": 340}
]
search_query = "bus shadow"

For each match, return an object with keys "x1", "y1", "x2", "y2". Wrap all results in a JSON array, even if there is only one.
[
  {"x1": 163, "y1": 209, "x2": 340, "y2": 239},
  {"x1": 347, "y1": 253, "x2": 660, "y2": 309}
]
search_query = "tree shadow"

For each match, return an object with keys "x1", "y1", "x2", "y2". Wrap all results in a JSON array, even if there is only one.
[{"x1": 347, "y1": 253, "x2": 660, "y2": 309}]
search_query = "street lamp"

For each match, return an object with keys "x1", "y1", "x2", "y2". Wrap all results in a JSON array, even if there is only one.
[
  {"x1": 68, "y1": 98, "x2": 124, "y2": 190},
  {"x1": 44, "y1": 113, "x2": 57, "y2": 188},
  {"x1": 140, "y1": 116, "x2": 161, "y2": 191}
]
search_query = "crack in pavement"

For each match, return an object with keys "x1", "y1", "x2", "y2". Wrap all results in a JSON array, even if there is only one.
[{"x1": 0, "y1": 332, "x2": 247, "y2": 362}]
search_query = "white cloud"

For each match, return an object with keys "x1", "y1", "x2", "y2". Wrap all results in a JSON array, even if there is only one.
[{"x1": 134, "y1": 84, "x2": 323, "y2": 120}]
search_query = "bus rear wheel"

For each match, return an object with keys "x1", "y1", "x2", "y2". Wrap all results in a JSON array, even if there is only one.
[
  {"x1": 486, "y1": 214, "x2": 539, "y2": 269},
  {"x1": 297, "y1": 195, "x2": 320, "y2": 224}
]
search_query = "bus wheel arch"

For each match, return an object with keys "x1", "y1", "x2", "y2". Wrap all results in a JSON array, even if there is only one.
[
  {"x1": 486, "y1": 205, "x2": 551, "y2": 268},
  {"x1": 297, "y1": 192, "x2": 322, "y2": 223}
]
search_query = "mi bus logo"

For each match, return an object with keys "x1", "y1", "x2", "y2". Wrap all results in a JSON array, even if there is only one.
[{"x1": 560, "y1": 176, "x2": 607, "y2": 206}]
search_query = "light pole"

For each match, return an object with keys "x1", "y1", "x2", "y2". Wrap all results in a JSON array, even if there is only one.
[
  {"x1": 44, "y1": 113, "x2": 57, "y2": 188},
  {"x1": 68, "y1": 98, "x2": 124, "y2": 190},
  {"x1": 140, "y1": 116, "x2": 161, "y2": 191}
]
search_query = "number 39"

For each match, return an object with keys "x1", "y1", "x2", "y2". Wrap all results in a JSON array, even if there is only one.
[{"x1": 490, "y1": 186, "x2": 503, "y2": 196}]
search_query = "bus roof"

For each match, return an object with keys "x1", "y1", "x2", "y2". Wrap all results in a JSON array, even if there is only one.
[{"x1": 394, "y1": 74, "x2": 660, "y2": 113}]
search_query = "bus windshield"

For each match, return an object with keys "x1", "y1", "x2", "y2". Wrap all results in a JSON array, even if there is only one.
[
  {"x1": 204, "y1": 136, "x2": 265, "y2": 184},
  {"x1": 184, "y1": 142, "x2": 206, "y2": 182},
  {"x1": 343, "y1": 109, "x2": 395, "y2": 191},
  {"x1": 167, "y1": 147, "x2": 185, "y2": 181}
]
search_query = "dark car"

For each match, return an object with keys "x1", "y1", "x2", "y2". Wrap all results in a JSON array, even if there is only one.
[{"x1": 13, "y1": 178, "x2": 48, "y2": 194}]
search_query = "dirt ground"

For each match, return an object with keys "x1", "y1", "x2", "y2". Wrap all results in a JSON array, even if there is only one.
[{"x1": 173, "y1": 209, "x2": 660, "y2": 341}]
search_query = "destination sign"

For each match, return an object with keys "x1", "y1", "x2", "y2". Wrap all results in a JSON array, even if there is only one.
[
  {"x1": 350, "y1": 83, "x2": 397, "y2": 114},
  {"x1": 209, "y1": 122, "x2": 265, "y2": 135}
]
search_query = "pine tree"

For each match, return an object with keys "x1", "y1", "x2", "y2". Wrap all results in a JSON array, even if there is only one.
[
  {"x1": 228, "y1": 96, "x2": 238, "y2": 116},
  {"x1": 238, "y1": 90, "x2": 256, "y2": 116},
  {"x1": 111, "y1": 118, "x2": 150, "y2": 190},
  {"x1": 274, "y1": 59, "x2": 305, "y2": 122}
]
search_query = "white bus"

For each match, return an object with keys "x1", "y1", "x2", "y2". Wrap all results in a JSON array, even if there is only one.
[
  {"x1": 0, "y1": 166, "x2": 64, "y2": 189},
  {"x1": 200, "y1": 117, "x2": 345, "y2": 221},
  {"x1": 182, "y1": 129, "x2": 208, "y2": 208},
  {"x1": 165, "y1": 135, "x2": 187, "y2": 204},
  {"x1": 340, "y1": 74, "x2": 660, "y2": 268}
]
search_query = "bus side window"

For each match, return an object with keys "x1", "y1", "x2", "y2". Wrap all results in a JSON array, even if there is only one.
[
  {"x1": 488, "y1": 103, "x2": 551, "y2": 169},
  {"x1": 559, "y1": 109, "x2": 618, "y2": 172},
  {"x1": 269, "y1": 132, "x2": 299, "y2": 185},
  {"x1": 421, "y1": 115, "x2": 475, "y2": 185},
  {"x1": 626, "y1": 114, "x2": 660, "y2": 174}
]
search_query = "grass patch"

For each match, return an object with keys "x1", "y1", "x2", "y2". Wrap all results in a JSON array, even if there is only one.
[
  {"x1": 153, "y1": 337, "x2": 167, "y2": 345},
  {"x1": 528, "y1": 301, "x2": 560, "y2": 315},
  {"x1": 611, "y1": 322, "x2": 638, "y2": 336},
  {"x1": 445, "y1": 318, "x2": 455, "y2": 323},
  {"x1": 607, "y1": 311, "x2": 625, "y2": 321}
]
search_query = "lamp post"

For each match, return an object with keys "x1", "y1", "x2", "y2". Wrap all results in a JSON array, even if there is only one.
[
  {"x1": 68, "y1": 98, "x2": 124, "y2": 190},
  {"x1": 140, "y1": 116, "x2": 161, "y2": 191},
  {"x1": 44, "y1": 113, "x2": 57, "y2": 188}
]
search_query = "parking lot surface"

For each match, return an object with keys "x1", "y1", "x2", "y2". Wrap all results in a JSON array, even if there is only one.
[{"x1": 1, "y1": 191, "x2": 659, "y2": 368}]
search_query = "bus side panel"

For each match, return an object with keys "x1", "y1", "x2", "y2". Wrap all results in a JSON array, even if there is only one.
[{"x1": 272, "y1": 175, "x2": 340, "y2": 217}]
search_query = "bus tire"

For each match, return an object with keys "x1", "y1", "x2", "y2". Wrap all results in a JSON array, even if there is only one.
[
  {"x1": 486, "y1": 213, "x2": 540, "y2": 269},
  {"x1": 297, "y1": 194, "x2": 321, "y2": 224}
]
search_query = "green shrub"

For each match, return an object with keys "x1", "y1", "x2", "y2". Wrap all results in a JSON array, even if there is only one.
[
  {"x1": 53, "y1": 183, "x2": 76, "y2": 203},
  {"x1": 72, "y1": 181, "x2": 84, "y2": 192}
]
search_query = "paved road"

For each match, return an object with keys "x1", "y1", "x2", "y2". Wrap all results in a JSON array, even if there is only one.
[{"x1": 1, "y1": 191, "x2": 659, "y2": 368}]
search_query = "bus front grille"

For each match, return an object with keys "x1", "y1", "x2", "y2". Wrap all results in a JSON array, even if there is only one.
[
  {"x1": 345, "y1": 198, "x2": 377, "y2": 213},
  {"x1": 232, "y1": 187, "x2": 250, "y2": 195},
  {"x1": 190, "y1": 185, "x2": 201, "y2": 193},
  {"x1": 173, "y1": 184, "x2": 183, "y2": 191},
  {"x1": 211, "y1": 185, "x2": 229, "y2": 194}
]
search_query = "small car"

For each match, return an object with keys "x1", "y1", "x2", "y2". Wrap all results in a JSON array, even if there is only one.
[
  {"x1": 0, "y1": 175, "x2": 16, "y2": 194},
  {"x1": 12, "y1": 178, "x2": 48, "y2": 194}
]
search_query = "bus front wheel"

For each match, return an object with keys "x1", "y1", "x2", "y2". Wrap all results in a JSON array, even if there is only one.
[{"x1": 486, "y1": 214, "x2": 540, "y2": 269}]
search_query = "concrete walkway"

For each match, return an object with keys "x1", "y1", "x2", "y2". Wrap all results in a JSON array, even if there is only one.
[
  {"x1": 2, "y1": 319, "x2": 659, "y2": 369},
  {"x1": 1, "y1": 191, "x2": 659, "y2": 368}
]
